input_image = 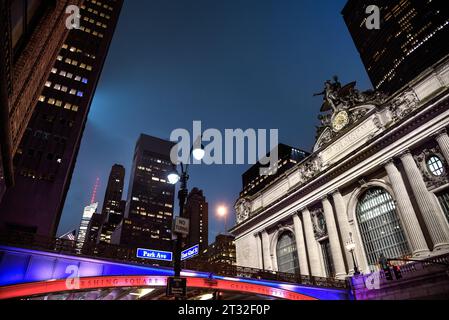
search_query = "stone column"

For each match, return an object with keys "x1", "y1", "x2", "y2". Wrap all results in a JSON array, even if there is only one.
[
  {"x1": 332, "y1": 190, "x2": 355, "y2": 273},
  {"x1": 255, "y1": 232, "x2": 264, "y2": 270},
  {"x1": 322, "y1": 197, "x2": 347, "y2": 278},
  {"x1": 302, "y1": 208, "x2": 322, "y2": 277},
  {"x1": 293, "y1": 212, "x2": 310, "y2": 276},
  {"x1": 261, "y1": 230, "x2": 273, "y2": 270},
  {"x1": 436, "y1": 129, "x2": 449, "y2": 163},
  {"x1": 385, "y1": 160, "x2": 430, "y2": 257},
  {"x1": 400, "y1": 151, "x2": 449, "y2": 251}
]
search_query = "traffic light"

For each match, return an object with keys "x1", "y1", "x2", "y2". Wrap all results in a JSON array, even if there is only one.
[
  {"x1": 383, "y1": 265, "x2": 393, "y2": 281},
  {"x1": 379, "y1": 254, "x2": 393, "y2": 281},
  {"x1": 393, "y1": 265, "x2": 402, "y2": 280}
]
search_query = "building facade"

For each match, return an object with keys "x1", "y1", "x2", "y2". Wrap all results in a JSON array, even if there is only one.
[
  {"x1": 112, "y1": 135, "x2": 176, "y2": 260},
  {"x1": 232, "y1": 57, "x2": 449, "y2": 279},
  {"x1": 203, "y1": 234, "x2": 236, "y2": 266},
  {"x1": 0, "y1": 0, "x2": 81, "y2": 202},
  {"x1": 184, "y1": 188, "x2": 209, "y2": 252},
  {"x1": 342, "y1": 0, "x2": 449, "y2": 94},
  {"x1": 98, "y1": 164, "x2": 125, "y2": 244},
  {"x1": 0, "y1": 0, "x2": 124, "y2": 237}
]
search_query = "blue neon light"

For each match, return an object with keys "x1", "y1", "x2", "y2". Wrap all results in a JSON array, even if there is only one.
[
  {"x1": 136, "y1": 248, "x2": 173, "y2": 262},
  {"x1": 181, "y1": 245, "x2": 199, "y2": 261}
]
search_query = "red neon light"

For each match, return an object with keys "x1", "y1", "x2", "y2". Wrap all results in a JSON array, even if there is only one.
[
  {"x1": 0, "y1": 276, "x2": 316, "y2": 301},
  {"x1": 91, "y1": 177, "x2": 100, "y2": 204}
]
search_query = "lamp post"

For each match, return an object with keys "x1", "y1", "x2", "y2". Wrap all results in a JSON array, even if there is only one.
[
  {"x1": 345, "y1": 232, "x2": 360, "y2": 276},
  {"x1": 168, "y1": 142, "x2": 205, "y2": 284}
]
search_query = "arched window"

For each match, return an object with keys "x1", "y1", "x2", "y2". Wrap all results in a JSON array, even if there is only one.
[
  {"x1": 276, "y1": 231, "x2": 299, "y2": 274},
  {"x1": 356, "y1": 188, "x2": 410, "y2": 270}
]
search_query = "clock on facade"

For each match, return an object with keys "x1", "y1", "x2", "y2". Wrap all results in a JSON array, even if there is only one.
[{"x1": 332, "y1": 111, "x2": 350, "y2": 132}]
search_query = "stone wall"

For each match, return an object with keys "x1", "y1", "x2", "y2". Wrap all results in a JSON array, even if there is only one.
[{"x1": 351, "y1": 257, "x2": 449, "y2": 300}]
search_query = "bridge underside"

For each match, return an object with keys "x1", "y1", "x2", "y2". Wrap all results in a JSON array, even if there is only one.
[{"x1": 0, "y1": 246, "x2": 351, "y2": 300}]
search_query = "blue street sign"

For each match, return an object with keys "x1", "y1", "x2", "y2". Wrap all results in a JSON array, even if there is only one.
[
  {"x1": 181, "y1": 244, "x2": 199, "y2": 261},
  {"x1": 137, "y1": 248, "x2": 173, "y2": 262}
]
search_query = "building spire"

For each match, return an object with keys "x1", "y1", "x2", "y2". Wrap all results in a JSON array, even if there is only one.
[{"x1": 91, "y1": 177, "x2": 100, "y2": 204}]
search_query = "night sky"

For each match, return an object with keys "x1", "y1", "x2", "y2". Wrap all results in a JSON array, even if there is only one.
[{"x1": 58, "y1": 0, "x2": 372, "y2": 242}]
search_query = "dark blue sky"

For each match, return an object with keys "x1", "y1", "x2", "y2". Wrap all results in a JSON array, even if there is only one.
[{"x1": 58, "y1": 0, "x2": 372, "y2": 242}]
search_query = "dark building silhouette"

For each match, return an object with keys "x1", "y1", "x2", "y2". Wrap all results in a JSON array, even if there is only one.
[
  {"x1": 112, "y1": 135, "x2": 176, "y2": 262},
  {"x1": 342, "y1": 0, "x2": 449, "y2": 94},
  {"x1": 99, "y1": 200, "x2": 126, "y2": 244},
  {"x1": 0, "y1": 0, "x2": 124, "y2": 237},
  {"x1": 101, "y1": 164, "x2": 125, "y2": 221},
  {"x1": 184, "y1": 188, "x2": 208, "y2": 252},
  {"x1": 241, "y1": 144, "x2": 309, "y2": 198},
  {"x1": 97, "y1": 164, "x2": 125, "y2": 244},
  {"x1": 83, "y1": 211, "x2": 107, "y2": 253},
  {"x1": 0, "y1": 0, "x2": 81, "y2": 202}
]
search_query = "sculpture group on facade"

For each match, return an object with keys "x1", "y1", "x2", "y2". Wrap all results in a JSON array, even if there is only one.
[{"x1": 235, "y1": 75, "x2": 425, "y2": 226}]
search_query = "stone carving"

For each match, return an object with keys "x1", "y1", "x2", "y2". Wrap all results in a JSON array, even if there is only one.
[
  {"x1": 314, "y1": 76, "x2": 387, "y2": 149},
  {"x1": 314, "y1": 76, "x2": 387, "y2": 115},
  {"x1": 311, "y1": 208, "x2": 327, "y2": 240},
  {"x1": 414, "y1": 148, "x2": 448, "y2": 190},
  {"x1": 235, "y1": 197, "x2": 252, "y2": 224},
  {"x1": 390, "y1": 89, "x2": 420, "y2": 121},
  {"x1": 299, "y1": 156, "x2": 323, "y2": 180}
]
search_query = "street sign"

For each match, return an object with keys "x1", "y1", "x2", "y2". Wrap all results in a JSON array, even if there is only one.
[
  {"x1": 166, "y1": 277, "x2": 187, "y2": 298},
  {"x1": 174, "y1": 217, "x2": 190, "y2": 236},
  {"x1": 136, "y1": 248, "x2": 173, "y2": 262},
  {"x1": 181, "y1": 244, "x2": 199, "y2": 261}
]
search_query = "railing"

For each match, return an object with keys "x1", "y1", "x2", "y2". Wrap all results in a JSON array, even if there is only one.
[
  {"x1": 0, "y1": 232, "x2": 348, "y2": 289},
  {"x1": 385, "y1": 255, "x2": 449, "y2": 276},
  {"x1": 184, "y1": 261, "x2": 348, "y2": 289}
]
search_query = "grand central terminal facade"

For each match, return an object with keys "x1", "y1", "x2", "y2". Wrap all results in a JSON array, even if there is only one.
[{"x1": 232, "y1": 56, "x2": 449, "y2": 279}]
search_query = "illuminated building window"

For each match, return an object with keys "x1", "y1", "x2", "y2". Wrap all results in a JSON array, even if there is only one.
[
  {"x1": 427, "y1": 155, "x2": 445, "y2": 176},
  {"x1": 356, "y1": 188, "x2": 410, "y2": 270},
  {"x1": 276, "y1": 231, "x2": 300, "y2": 274}
]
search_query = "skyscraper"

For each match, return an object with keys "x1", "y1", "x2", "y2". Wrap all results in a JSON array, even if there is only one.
[
  {"x1": 76, "y1": 202, "x2": 98, "y2": 253},
  {"x1": 184, "y1": 188, "x2": 209, "y2": 252},
  {"x1": 112, "y1": 135, "x2": 176, "y2": 260},
  {"x1": 0, "y1": 0, "x2": 124, "y2": 237},
  {"x1": 240, "y1": 144, "x2": 309, "y2": 198},
  {"x1": 101, "y1": 164, "x2": 125, "y2": 224},
  {"x1": 203, "y1": 234, "x2": 236, "y2": 266},
  {"x1": 342, "y1": 0, "x2": 449, "y2": 94},
  {"x1": 98, "y1": 164, "x2": 125, "y2": 244},
  {"x1": 0, "y1": 0, "x2": 81, "y2": 202}
]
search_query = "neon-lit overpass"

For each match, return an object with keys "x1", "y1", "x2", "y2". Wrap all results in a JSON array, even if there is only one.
[{"x1": 0, "y1": 246, "x2": 351, "y2": 300}]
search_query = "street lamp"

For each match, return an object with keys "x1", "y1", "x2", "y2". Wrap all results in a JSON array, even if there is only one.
[
  {"x1": 168, "y1": 142, "x2": 205, "y2": 288},
  {"x1": 345, "y1": 232, "x2": 361, "y2": 276},
  {"x1": 217, "y1": 205, "x2": 228, "y2": 234}
]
